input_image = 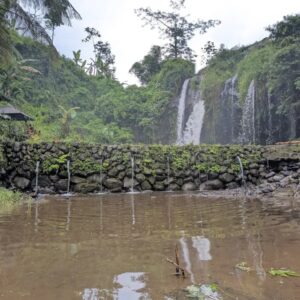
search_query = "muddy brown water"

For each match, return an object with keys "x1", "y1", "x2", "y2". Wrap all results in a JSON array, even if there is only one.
[{"x1": 0, "y1": 192, "x2": 300, "y2": 300}]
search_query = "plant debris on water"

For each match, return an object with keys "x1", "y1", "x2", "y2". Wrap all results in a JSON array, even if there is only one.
[
  {"x1": 235, "y1": 262, "x2": 252, "y2": 272},
  {"x1": 268, "y1": 268, "x2": 300, "y2": 277},
  {"x1": 184, "y1": 284, "x2": 222, "y2": 300}
]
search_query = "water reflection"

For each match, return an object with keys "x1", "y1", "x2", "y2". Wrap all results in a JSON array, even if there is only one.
[
  {"x1": 66, "y1": 199, "x2": 72, "y2": 231},
  {"x1": 179, "y1": 235, "x2": 195, "y2": 283},
  {"x1": 113, "y1": 272, "x2": 149, "y2": 299},
  {"x1": 192, "y1": 236, "x2": 212, "y2": 261}
]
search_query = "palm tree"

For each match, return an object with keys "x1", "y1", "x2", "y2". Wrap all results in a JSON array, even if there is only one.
[{"x1": 0, "y1": 0, "x2": 81, "y2": 63}]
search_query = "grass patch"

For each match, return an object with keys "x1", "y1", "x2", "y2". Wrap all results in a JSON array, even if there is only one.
[{"x1": 0, "y1": 187, "x2": 24, "y2": 213}]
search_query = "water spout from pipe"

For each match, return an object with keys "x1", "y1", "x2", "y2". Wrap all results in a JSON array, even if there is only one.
[
  {"x1": 67, "y1": 160, "x2": 71, "y2": 194},
  {"x1": 130, "y1": 155, "x2": 135, "y2": 193},
  {"x1": 237, "y1": 156, "x2": 246, "y2": 188},
  {"x1": 34, "y1": 161, "x2": 40, "y2": 196}
]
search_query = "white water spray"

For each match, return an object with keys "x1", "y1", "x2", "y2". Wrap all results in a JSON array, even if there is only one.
[{"x1": 176, "y1": 79, "x2": 190, "y2": 144}]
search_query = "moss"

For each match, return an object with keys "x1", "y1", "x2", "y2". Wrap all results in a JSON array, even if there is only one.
[
  {"x1": 42, "y1": 153, "x2": 70, "y2": 174},
  {"x1": 71, "y1": 158, "x2": 101, "y2": 173}
]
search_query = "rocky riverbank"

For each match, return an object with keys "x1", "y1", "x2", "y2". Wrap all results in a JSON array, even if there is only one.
[{"x1": 0, "y1": 142, "x2": 299, "y2": 195}]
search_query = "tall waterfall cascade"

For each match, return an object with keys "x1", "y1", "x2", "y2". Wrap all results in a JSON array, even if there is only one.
[
  {"x1": 176, "y1": 77, "x2": 205, "y2": 145},
  {"x1": 241, "y1": 80, "x2": 256, "y2": 144},
  {"x1": 176, "y1": 79, "x2": 190, "y2": 144}
]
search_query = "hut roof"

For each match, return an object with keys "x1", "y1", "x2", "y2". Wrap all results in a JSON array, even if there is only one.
[{"x1": 0, "y1": 106, "x2": 34, "y2": 121}]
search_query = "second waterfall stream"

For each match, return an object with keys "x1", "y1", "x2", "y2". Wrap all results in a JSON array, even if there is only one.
[{"x1": 176, "y1": 77, "x2": 205, "y2": 145}]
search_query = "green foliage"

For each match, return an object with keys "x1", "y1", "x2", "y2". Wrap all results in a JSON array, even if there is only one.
[
  {"x1": 0, "y1": 187, "x2": 23, "y2": 212},
  {"x1": 237, "y1": 41, "x2": 275, "y2": 102},
  {"x1": 266, "y1": 14, "x2": 300, "y2": 42},
  {"x1": 42, "y1": 153, "x2": 69, "y2": 173},
  {"x1": 151, "y1": 58, "x2": 195, "y2": 96},
  {"x1": 71, "y1": 158, "x2": 101, "y2": 174},
  {"x1": 130, "y1": 45, "x2": 162, "y2": 84}
]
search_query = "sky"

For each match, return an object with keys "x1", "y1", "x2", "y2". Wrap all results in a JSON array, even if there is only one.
[{"x1": 54, "y1": 0, "x2": 299, "y2": 85}]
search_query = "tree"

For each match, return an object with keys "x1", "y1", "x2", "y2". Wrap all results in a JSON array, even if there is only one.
[
  {"x1": 1, "y1": 0, "x2": 81, "y2": 59},
  {"x1": 130, "y1": 45, "x2": 163, "y2": 84},
  {"x1": 135, "y1": 0, "x2": 220, "y2": 61},
  {"x1": 72, "y1": 50, "x2": 86, "y2": 70},
  {"x1": 201, "y1": 41, "x2": 218, "y2": 65},
  {"x1": 266, "y1": 14, "x2": 300, "y2": 42},
  {"x1": 83, "y1": 27, "x2": 115, "y2": 79},
  {"x1": 58, "y1": 105, "x2": 79, "y2": 138},
  {"x1": 43, "y1": 0, "x2": 81, "y2": 42}
]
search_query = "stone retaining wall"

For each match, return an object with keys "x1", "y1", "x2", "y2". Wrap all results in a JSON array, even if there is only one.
[{"x1": 0, "y1": 142, "x2": 299, "y2": 194}]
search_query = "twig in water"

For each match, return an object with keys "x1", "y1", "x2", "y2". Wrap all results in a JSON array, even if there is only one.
[{"x1": 166, "y1": 258, "x2": 186, "y2": 277}]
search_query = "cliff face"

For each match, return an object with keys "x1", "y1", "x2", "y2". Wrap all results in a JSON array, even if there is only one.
[{"x1": 199, "y1": 39, "x2": 300, "y2": 145}]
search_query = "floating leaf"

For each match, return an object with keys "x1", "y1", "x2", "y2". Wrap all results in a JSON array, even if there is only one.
[
  {"x1": 268, "y1": 268, "x2": 300, "y2": 277},
  {"x1": 235, "y1": 262, "x2": 252, "y2": 272}
]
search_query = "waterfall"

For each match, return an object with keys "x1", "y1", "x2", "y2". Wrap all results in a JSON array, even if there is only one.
[
  {"x1": 34, "y1": 161, "x2": 40, "y2": 196},
  {"x1": 241, "y1": 80, "x2": 255, "y2": 144},
  {"x1": 219, "y1": 75, "x2": 239, "y2": 143},
  {"x1": 176, "y1": 77, "x2": 205, "y2": 145},
  {"x1": 267, "y1": 91, "x2": 273, "y2": 145},
  {"x1": 176, "y1": 79, "x2": 190, "y2": 145},
  {"x1": 67, "y1": 160, "x2": 71, "y2": 194},
  {"x1": 181, "y1": 100, "x2": 205, "y2": 144}
]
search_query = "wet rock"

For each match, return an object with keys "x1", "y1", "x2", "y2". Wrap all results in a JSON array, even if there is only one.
[
  {"x1": 259, "y1": 183, "x2": 276, "y2": 193},
  {"x1": 71, "y1": 176, "x2": 86, "y2": 184},
  {"x1": 50, "y1": 175, "x2": 60, "y2": 183},
  {"x1": 136, "y1": 173, "x2": 146, "y2": 182},
  {"x1": 219, "y1": 173, "x2": 235, "y2": 183},
  {"x1": 110, "y1": 187, "x2": 122, "y2": 193},
  {"x1": 141, "y1": 180, "x2": 152, "y2": 190},
  {"x1": 87, "y1": 174, "x2": 104, "y2": 183},
  {"x1": 169, "y1": 183, "x2": 181, "y2": 191},
  {"x1": 108, "y1": 167, "x2": 119, "y2": 177},
  {"x1": 143, "y1": 168, "x2": 152, "y2": 175},
  {"x1": 200, "y1": 179, "x2": 224, "y2": 191},
  {"x1": 39, "y1": 187, "x2": 55, "y2": 194},
  {"x1": 13, "y1": 176, "x2": 30, "y2": 190},
  {"x1": 55, "y1": 179, "x2": 69, "y2": 192},
  {"x1": 279, "y1": 176, "x2": 297, "y2": 188},
  {"x1": 116, "y1": 164, "x2": 125, "y2": 171},
  {"x1": 32, "y1": 175, "x2": 52, "y2": 188},
  {"x1": 182, "y1": 182, "x2": 197, "y2": 191},
  {"x1": 199, "y1": 174, "x2": 208, "y2": 182},
  {"x1": 226, "y1": 182, "x2": 239, "y2": 189},
  {"x1": 264, "y1": 172, "x2": 275, "y2": 179},
  {"x1": 123, "y1": 177, "x2": 138, "y2": 189},
  {"x1": 268, "y1": 175, "x2": 284, "y2": 183},
  {"x1": 13, "y1": 142, "x2": 21, "y2": 152},
  {"x1": 118, "y1": 171, "x2": 126, "y2": 180},
  {"x1": 74, "y1": 182, "x2": 98, "y2": 193},
  {"x1": 249, "y1": 169, "x2": 259, "y2": 176},
  {"x1": 208, "y1": 173, "x2": 219, "y2": 180},
  {"x1": 104, "y1": 178, "x2": 122, "y2": 190},
  {"x1": 154, "y1": 181, "x2": 165, "y2": 191},
  {"x1": 147, "y1": 176, "x2": 156, "y2": 185}
]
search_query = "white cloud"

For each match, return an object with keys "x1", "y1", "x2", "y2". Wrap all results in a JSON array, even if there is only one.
[{"x1": 54, "y1": 0, "x2": 299, "y2": 84}]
